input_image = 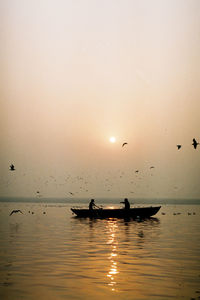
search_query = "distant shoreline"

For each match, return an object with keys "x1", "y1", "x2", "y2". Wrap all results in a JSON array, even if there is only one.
[{"x1": 0, "y1": 197, "x2": 200, "y2": 205}]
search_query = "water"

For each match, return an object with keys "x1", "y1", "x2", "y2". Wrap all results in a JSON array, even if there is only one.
[{"x1": 0, "y1": 201, "x2": 200, "y2": 300}]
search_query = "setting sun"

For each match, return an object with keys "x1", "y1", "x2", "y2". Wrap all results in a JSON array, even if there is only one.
[{"x1": 109, "y1": 137, "x2": 116, "y2": 143}]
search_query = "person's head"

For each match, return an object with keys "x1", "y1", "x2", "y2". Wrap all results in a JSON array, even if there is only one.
[
  {"x1": 124, "y1": 198, "x2": 128, "y2": 202},
  {"x1": 91, "y1": 199, "x2": 94, "y2": 202}
]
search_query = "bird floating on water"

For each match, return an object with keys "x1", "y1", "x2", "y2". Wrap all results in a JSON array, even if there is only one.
[
  {"x1": 122, "y1": 142, "x2": 128, "y2": 147},
  {"x1": 9, "y1": 210, "x2": 23, "y2": 216},
  {"x1": 192, "y1": 138, "x2": 199, "y2": 149},
  {"x1": 9, "y1": 164, "x2": 15, "y2": 171}
]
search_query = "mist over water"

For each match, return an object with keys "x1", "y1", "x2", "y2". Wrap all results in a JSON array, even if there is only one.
[{"x1": 0, "y1": 200, "x2": 200, "y2": 300}]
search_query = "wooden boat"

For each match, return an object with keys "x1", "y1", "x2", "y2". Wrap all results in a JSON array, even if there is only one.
[{"x1": 71, "y1": 206, "x2": 161, "y2": 219}]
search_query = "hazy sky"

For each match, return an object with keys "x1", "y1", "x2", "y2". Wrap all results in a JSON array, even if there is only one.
[{"x1": 1, "y1": 0, "x2": 200, "y2": 200}]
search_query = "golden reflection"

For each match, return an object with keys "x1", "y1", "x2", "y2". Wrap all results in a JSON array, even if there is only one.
[{"x1": 106, "y1": 220, "x2": 119, "y2": 292}]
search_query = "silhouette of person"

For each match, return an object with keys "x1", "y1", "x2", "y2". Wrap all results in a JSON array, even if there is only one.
[
  {"x1": 89, "y1": 199, "x2": 98, "y2": 210},
  {"x1": 120, "y1": 198, "x2": 130, "y2": 210}
]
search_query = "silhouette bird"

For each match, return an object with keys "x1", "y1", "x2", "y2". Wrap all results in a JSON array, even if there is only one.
[
  {"x1": 9, "y1": 210, "x2": 23, "y2": 216},
  {"x1": 9, "y1": 164, "x2": 15, "y2": 171},
  {"x1": 122, "y1": 142, "x2": 128, "y2": 147},
  {"x1": 177, "y1": 145, "x2": 182, "y2": 150},
  {"x1": 192, "y1": 138, "x2": 199, "y2": 149}
]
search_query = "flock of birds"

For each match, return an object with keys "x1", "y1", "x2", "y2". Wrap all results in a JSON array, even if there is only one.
[
  {"x1": 121, "y1": 138, "x2": 199, "y2": 150},
  {"x1": 176, "y1": 138, "x2": 199, "y2": 150},
  {"x1": 6, "y1": 137, "x2": 199, "y2": 216},
  {"x1": 8, "y1": 138, "x2": 200, "y2": 173},
  {"x1": 9, "y1": 209, "x2": 46, "y2": 216}
]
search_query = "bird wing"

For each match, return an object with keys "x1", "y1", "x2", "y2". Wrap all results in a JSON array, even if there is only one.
[{"x1": 122, "y1": 143, "x2": 128, "y2": 147}]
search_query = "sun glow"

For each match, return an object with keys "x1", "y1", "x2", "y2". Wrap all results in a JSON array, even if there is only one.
[{"x1": 109, "y1": 136, "x2": 116, "y2": 143}]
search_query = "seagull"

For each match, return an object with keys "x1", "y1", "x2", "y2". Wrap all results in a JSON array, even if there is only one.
[
  {"x1": 122, "y1": 142, "x2": 128, "y2": 147},
  {"x1": 9, "y1": 210, "x2": 23, "y2": 216},
  {"x1": 177, "y1": 145, "x2": 182, "y2": 150},
  {"x1": 192, "y1": 138, "x2": 199, "y2": 149},
  {"x1": 9, "y1": 164, "x2": 15, "y2": 171}
]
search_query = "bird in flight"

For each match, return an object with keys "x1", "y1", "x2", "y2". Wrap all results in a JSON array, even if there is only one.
[
  {"x1": 177, "y1": 145, "x2": 182, "y2": 150},
  {"x1": 9, "y1": 164, "x2": 15, "y2": 171},
  {"x1": 122, "y1": 142, "x2": 128, "y2": 147},
  {"x1": 192, "y1": 138, "x2": 199, "y2": 149},
  {"x1": 9, "y1": 210, "x2": 23, "y2": 216}
]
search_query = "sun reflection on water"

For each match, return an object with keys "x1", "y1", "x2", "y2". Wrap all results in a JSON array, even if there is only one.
[{"x1": 106, "y1": 220, "x2": 119, "y2": 292}]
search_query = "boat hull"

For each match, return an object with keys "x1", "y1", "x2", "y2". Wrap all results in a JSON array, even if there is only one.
[{"x1": 71, "y1": 206, "x2": 161, "y2": 219}]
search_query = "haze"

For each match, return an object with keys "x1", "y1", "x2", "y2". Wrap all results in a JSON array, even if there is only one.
[{"x1": 1, "y1": 0, "x2": 200, "y2": 200}]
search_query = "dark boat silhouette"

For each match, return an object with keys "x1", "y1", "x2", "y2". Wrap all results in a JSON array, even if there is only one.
[{"x1": 71, "y1": 206, "x2": 161, "y2": 219}]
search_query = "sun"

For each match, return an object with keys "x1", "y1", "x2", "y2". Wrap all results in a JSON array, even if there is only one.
[{"x1": 109, "y1": 136, "x2": 116, "y2": 143}]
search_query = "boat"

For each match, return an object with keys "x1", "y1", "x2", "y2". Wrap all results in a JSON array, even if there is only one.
[{"x1": 71, "y1": 206, "x2": 161, "y2": 219}]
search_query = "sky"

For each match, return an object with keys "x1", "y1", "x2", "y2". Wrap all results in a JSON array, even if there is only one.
[{"x1": 0, "y1": 0, "x2": 200, "y2": 200}]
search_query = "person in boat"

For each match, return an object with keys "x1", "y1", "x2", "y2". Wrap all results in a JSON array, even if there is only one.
[
  {"x1": 120, "y1": 198, "x2": 130, "y2": 210},
  {"x1": 89, "y1": 199, "x2": 98, "y2": 210}
]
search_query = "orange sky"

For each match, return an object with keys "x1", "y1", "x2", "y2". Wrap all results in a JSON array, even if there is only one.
[{"x1": 0, "y1": 0, "x2": 200, "y2": 199}]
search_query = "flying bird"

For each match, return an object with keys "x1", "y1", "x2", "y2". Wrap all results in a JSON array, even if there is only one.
[
  {"x1": 9, "y1": 210, "x2": 23, "y2": 216},
  {"x1": 122, "y1": 142, "x2": 128, "y2": 147},
  {"x1": 177, "y1": 145, "x2": 182, "y2": 150},
  {"x1": 192, "y1": 138, "x2": 199, "y2": 149},
  {"x1": 9, "y1": 164, "x2": 15, "y2": 171}
]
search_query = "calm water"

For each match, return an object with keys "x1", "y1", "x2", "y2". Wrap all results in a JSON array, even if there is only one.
[{"x1": 0, "y1": 201, "x2": 200, "y2": 300}]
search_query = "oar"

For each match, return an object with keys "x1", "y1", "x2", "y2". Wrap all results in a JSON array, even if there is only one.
[{"x1": 95, "y1": 205, "x2": 103, "y2": 209}]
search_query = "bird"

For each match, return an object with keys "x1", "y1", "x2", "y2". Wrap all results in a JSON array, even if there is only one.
[
  {"x1": 122, "y1": 142, "x2": 128, "y2": 147},
  {"x1": 69, "y1": 192, "x2": 74, "y2": 195},
  {"x1": 9, "y1": 210, "x2": 23, "y2": 216},
  {"x1": 192, "y1": 138, "x2": 199, "y2": 149},
  {"x1": 177, "y1": 145, "x2": 182, "y2": 150},
  {"x1": 9, "y1": 164, "x2": 15, "y2": 171}
]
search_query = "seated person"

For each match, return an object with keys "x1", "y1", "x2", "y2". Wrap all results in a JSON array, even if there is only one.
[
  {"x1": 89, "y1": 199, "x2": 98, "y2": 210},
  {"x1": 120, "y1": 198, "x2": 130, "y2": 209}
]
